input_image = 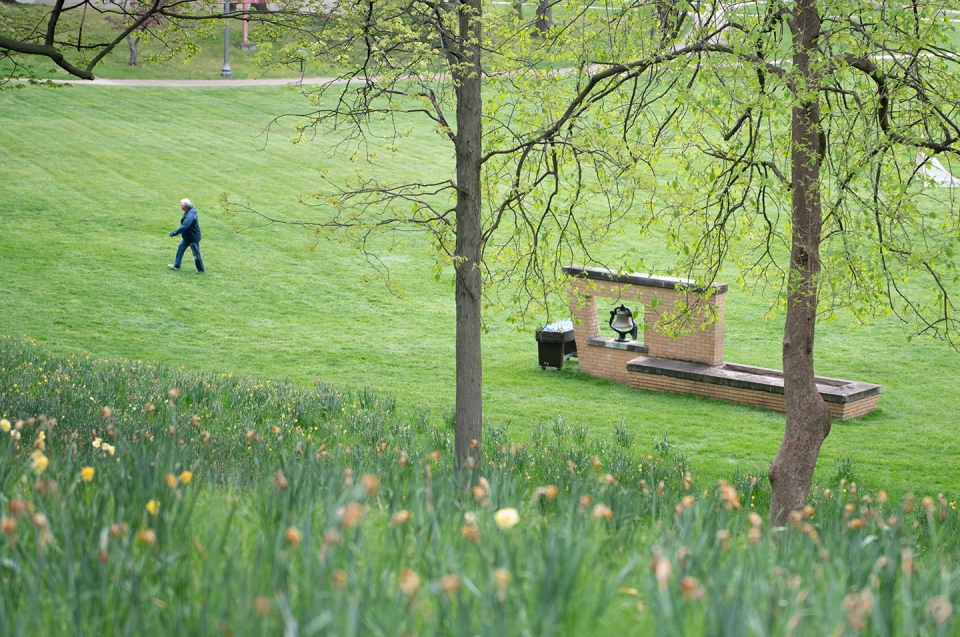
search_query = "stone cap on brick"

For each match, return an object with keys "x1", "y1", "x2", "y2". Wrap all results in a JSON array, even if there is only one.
[
  {"x1": 563, "y1": 265, "x2": 728, "y2": 295},
  {"x1": 585, "y1": 336, "x2": 649, "y2": 354},
  {"x1": 626, "y1": 357, "x2": 881, "y2": 404}
]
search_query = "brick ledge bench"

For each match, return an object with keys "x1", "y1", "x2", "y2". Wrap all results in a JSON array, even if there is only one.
[{"x1": 626, "y1": 357, "x2": 882, "y2": 420}]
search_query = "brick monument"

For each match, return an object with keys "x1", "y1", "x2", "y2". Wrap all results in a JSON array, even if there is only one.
[{"x1": 562, "y1": 265, "x2": 881, "y2": 419}]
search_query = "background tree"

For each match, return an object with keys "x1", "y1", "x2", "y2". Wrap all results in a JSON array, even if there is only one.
[
  {"x1": 534, "y1": 0, "x2": 552, "y2": 35},
  {"x1": 0, "y1": 0, "x2": 292, "y2": 81},
  {"x1": 521, "y1": 0, "x2": 960, "y2": 520},
  {"x1": 107, "y1": 0, "x2": 180, "y2": 66},
  {"x1": 1, "y1": 0, "x2": 195, "y2": 80}
]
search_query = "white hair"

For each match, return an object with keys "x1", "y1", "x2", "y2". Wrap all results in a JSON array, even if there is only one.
[{"x1": 180, "y1": 198, "x2": 193, "y2": 208}]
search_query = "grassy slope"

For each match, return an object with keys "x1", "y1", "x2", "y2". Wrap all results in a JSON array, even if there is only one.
[{"x1": 0, "y1": 85, "x2": 958, "y2": 500}]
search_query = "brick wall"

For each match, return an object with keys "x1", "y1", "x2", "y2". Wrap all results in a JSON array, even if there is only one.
[
  {"x1": 575, "y1": 346, "x2": 639, "y2": 385},
  {"x1": 567, "y1": 277, "x2": 725, "y2": 381},
  {"x1": 832, "y1": 394, "x2": 880, "y2": 420},
  {"x1": 627, "y1": 371, "x2": 879, "y2": 420}
]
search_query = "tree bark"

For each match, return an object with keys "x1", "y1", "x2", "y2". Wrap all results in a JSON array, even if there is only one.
[
  {"x1": 127, "y1": 35, "x2": 140, "y2": 66},
  {"x1": 452, "y1": 0, "x2": 484, "y2": 466},
  {"x1": 534, "y1": 0, "x2": 551, "y2": 36},
  {"x1": 655, "y1": 0, "x2": 681, "y2": 41},
  {"x1": 768, "y1": 0, "x2": 832, "y2": 524}
]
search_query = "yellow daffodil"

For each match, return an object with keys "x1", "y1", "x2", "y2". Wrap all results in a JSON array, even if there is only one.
[
  {"x1": 80, "y1": 467, "x2": 95, "y2": 482},
  {"x1": 146, "y1": 500, "x2": 159, "y2": 515},
  {"x1": 0, "y1": 419, "x2": 10, "y2": 433},
  {"x1": 179, "y1": 471, "x2": 193, "y2": 485},
  {"x1": 29, "y1": 450, "x2": 50, "y2": 475},
  {"x1": 165, "y1": 474, "x2": 178, "y2": 489},
  {"x1": 92, "y1": 438, "x2": 102, "y2": 449},
  {"x1": 102, "y1": 443, "x2": 115, "y2": 456},
  {"x1": 493, "y1": 507, "x2": 520, "y2": 529}
]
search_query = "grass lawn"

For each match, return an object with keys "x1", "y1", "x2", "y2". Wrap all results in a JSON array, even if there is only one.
[{"x1": 0, "y1": 83, "x2": 958, "y2": 502}]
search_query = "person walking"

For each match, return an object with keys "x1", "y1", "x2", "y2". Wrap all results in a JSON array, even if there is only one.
[{"x1": 168, "y1": 198, "x2": 205, "y2": 273}]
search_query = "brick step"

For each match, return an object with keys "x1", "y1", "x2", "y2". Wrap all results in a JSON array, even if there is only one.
[{"x1": 625, "y1": 357, "x2": 881, "y2": 419}]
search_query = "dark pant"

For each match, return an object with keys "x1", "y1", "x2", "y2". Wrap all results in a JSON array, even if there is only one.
[{"x1": 175, "y1": 240, "x2": 204, "y2": 272}]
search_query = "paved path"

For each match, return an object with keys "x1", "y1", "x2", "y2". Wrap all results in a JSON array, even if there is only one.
[{"x1": 36, "y1": 76, "x2": 338, "y2": 87}]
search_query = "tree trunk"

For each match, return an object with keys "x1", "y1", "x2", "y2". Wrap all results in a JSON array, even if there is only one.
[
  {"x1": 655, "y1": 0, "x2": 683, "y2": 43},
  {"x1": 127, "y1": 35, "x2": 140, "y2": 66},
  {"x1": 534, "y1": 0, "x2": 551, "y2": 36},
  {"x1": 452, "y1": 0, "x2": 484, "y2": 466},
  {"x1": 768, "y1": 0, "x2": 832, "y2": 524}
]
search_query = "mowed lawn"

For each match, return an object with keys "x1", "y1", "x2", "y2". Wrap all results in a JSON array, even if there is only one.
[{"x1": 0, "y1": 85, "x2": 958, "y2": 499}]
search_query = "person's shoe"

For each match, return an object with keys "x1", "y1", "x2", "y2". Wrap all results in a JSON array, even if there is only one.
[
  {"x1": 196, "y1": 270, "x2": 204, "y2": 274},
  {"x1": 168, "y1": 264, "x2": 180, "y2": 271}
]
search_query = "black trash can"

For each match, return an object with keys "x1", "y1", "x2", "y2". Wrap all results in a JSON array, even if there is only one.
[{"x1": 535, "y1": 318, "x2": 577, "y2": 370}]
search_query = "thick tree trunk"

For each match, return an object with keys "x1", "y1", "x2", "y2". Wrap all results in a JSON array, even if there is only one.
[
  {"x1": 127, "y1": 35, "x2": 140, "y2": 66},
  {"x1": 452, "y1": 0, "x2": 484, "y2": 466},
  {"x1": 768, "y1": 0, "x2": 832, "y2": 524},
  {"x1": 534, "y1": 0, "x2": 552, "y2": 35}
]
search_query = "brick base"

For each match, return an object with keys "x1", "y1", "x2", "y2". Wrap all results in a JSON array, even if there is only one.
[
  {"x1": 578, "y1": 345, "x2": 642, "y2": 385},
  {"x1": 627, "y1": 370, "x2": 880, "y2": 420}
]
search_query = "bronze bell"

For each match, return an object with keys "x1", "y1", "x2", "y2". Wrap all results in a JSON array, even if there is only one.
[{"x1": 609, "y1": 304, "x2": 638, "y2": 342}]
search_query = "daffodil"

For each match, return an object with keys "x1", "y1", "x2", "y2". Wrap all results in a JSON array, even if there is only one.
[
  {"x1": 146, "y1": 500, "x2": 159, "y2": 515},
  {"x1": 179, "y1": 471, "x2": 192, "y2": 485},
  {"x1": 102, "y1": 443, "x2": 115, "y2": 456},
  {"x1": 0, "y1": 419, "x2": 10, "y2": 433},
  {"x1": 493, "y1": 508, "x2": 520, "y2": 529},
  {"x1": 80, "y1": 467, "x2": 95, "y2": 482},
  {"x1": 29, "y1": 450, "x2": 50, "y2": 475},
  {"x1": 493, "y1": 568, "x2": 512, "y2": 601},
  {"x1": 92, "y1": 438, "x2": 102, "y2": 449},
  {"x1": 592, "y1": 503, "x2": 614, "y2": 520},
  {"x1": 390, "y1": 509, "x2": 411, "y2": 527},
  {"x1": 399, "y1": 569, "x2": 421, "y2": 597},
  {"x1": 284, "y1": 526, "x2": 302, "y2": 546}
]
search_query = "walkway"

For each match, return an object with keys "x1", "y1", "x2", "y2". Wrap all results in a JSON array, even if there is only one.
[{"x1": 35, "y1": 76, "x2": 338, "y2": 87}]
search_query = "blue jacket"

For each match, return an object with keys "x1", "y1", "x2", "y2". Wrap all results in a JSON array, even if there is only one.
[{"x1": 170, "y1": 207, "x2": 201, "y2": 244}]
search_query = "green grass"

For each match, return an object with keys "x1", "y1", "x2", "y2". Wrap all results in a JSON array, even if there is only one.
[{"x1": 0, "y1": 82, "x2": 959, "y2": 504}]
